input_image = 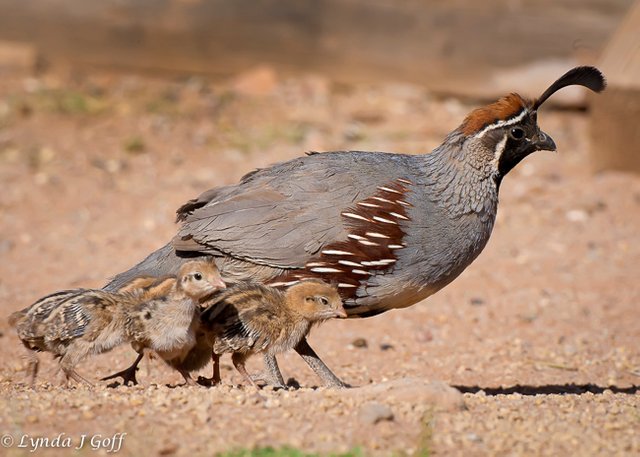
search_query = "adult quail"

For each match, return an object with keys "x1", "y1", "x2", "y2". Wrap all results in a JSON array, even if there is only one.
[
  {"x1": 105, "y1": 66, "x2": 606, "y2": 388},
  {"x1": 197, "y1": 279, "x2": 345, "y2": 387}
]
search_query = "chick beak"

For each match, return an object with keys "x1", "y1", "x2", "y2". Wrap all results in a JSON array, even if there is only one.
[
  {"x1": 535, "y1": 130, "x2": 556, "y2": 152},
  {"x1": 334, "y1": 307, "x2": 348, "y2": 319}
]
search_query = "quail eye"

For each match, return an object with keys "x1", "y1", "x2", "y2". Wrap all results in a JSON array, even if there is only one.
[
  {"x1": 318, "y1": 297, "x2": 329, "y2": 306},
  {"x1": 510, "y1": 127, "x2": 525, "y2": 140},
  {"x1": 193, "y1": 273, "x2": 203, "y2": 281}
]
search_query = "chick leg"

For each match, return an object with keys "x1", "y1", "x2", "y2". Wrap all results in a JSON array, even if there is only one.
[
  {"x1": 212, "y1": 352, "x2": 221, "y2": 384},
  {"x1": 20, "y1": 342, "x2": 39, "y2": 386},
  {"x1": 294, "y1": 337, "x2": 347, "y2": 388},
  {"x1": 101, "y1": 352, "x2": 144, "y2": 386},
  {"x1": 231, "y1": 352, "x2": 258, "y2": 388},
  {"x1": 177, "y1": 368, "x2": 198, "y2": 387},
  {"x1": 59, "y1": 344, "x2": 93, "y2": 387},
  {"x1": 256, "y1": 354, "x2": 286, "y2": 388}
]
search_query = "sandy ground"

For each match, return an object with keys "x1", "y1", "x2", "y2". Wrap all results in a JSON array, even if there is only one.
[{"x1": 0, "y1": 67, "x2": 638, "y2": 456}]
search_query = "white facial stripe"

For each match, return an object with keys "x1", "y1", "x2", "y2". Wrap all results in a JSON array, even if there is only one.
[
  {"x1": 475, "y1": 109, "x2": 528, "y2": 139},
  {"x1": 492, "y1": 134, "x2": 508, "y2": 170}
]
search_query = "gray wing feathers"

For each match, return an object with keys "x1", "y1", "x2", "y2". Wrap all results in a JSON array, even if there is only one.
[
  {"x1": 174, "y1": 152, "x2": 414, "y2": 268},
  {"x1": 104, "y1": 242, "x2": 185, "y2": 292}
]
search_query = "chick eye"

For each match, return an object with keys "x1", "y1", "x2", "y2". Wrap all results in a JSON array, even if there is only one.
[
  {"x1": 193, "y1": 273, "x2": 203, "y2": 281},
  {"x1": 510, "y1": 127, "x2": 525, "y2": 140},
  {"x1": 318, "y1": 297, "x2": 329, "y2": 306}
]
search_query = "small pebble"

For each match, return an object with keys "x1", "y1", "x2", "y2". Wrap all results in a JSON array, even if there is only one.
[
  {"x1": 359, "y1": 402, "x2": 394, "y2": 425},
  {"x1": 351, "y1": 338, "x2": 368, "y2": 348},
  {"x1": 565, "y1": 209, "x2": 589, "y2": 222}
]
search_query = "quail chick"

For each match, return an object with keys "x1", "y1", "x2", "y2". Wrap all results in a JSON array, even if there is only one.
[
  {"x1": 11, "y1": 260, "x2": 224, "y2": 386},
  {"x1": 9, "y1": 289, "x2": 87, "y2": 385},
  {"x1": 200, "y1": 279, "x2": 346, "y2": 388},
  {"x1": 100, "y1": 274, "x2": 187, "y2": 385},
  {"x1": 115, "y1": 260, "x2": 225, "y2": 385},
  {"x1": 9, "y1": 277, "x2": 171, "y2": 385}
]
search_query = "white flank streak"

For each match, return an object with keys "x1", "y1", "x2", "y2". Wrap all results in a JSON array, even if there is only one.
[
  {"x1": 388, "y1": 244, "x2": 405, "y2": 249},
  {"x1": 357, "y1": 202, "x2": 381, "y2": 208},
  {"x1": 322, "y1": 250, "x2": 354, "y2": 256},
  {"x1": 358, "y1": 239, "x2": 379, "y2": 246},
  {"x1": 377, "y1": 186, "x2": 402, "y2": 194},
  {"x1": 360, "y1": 261, "x2": 373, "y2": 266},
  {"x1": 352, "y1": 269, "x2": 370, "y2": 275},
  {"x1": 389, "y1": 212, "x2": 409, "y2": 220},
  {"x1": 338, "y1": 283, "x2": 357, "y2": 288},
  {"x1": 348, "y1": 234, "x2": 367, "y2": 241},
  {"x1": 372, "y1": 196, "x2": 393, "y2": 204},
  {"x1": 362, "y1": 259, "x2": 395, "y2": 267},
  {"x1": 475, "y1": 109, "x2": 528, "y2": 138},
  {"x1": 342, "y1": 212, "x2": 369, "y2": 222},
  {"x1": 373, "y1": 216, "x2": 397, "y2": 224},
  {"x1": 366, "y1": 232, "x2": 390, "y2": 239},
  {"x1": 310, "y1": 267, "x2": 343, "y2": 273},
  {"x1": 338, "y1": 260, "x2": 362, "y2": 267},
  {"x1": 306, "y1": 262, "x2": 326, "y2": 267},
  {"x1": 397, "y1": 178, "x2": 413, "y2": 184},
  {"x1": 396, "y1": 200, "x2": 411, "y2": 207},
  {"x1": 361, "y1": 260, "x2": 395, "y2": 267}
]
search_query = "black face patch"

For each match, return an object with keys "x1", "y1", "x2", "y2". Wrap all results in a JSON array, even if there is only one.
[
  {"x1": 497, "y1": 135, "x2": 529, "y2": 177},
  {"x1": 144, "y1": 311, "x2": 152, "y2": 320},
  {"x1": 484, "y1": 113, "x2": 540, "y2": 182}
]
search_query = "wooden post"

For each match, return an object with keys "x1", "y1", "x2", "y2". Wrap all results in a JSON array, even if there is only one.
[{"x1": 590, "y1": 0, "x2": 640, "y2": 173}]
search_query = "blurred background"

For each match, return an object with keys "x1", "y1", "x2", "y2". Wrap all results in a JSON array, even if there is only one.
[
  {"x1": 0, "y1": 1, "x2": 638, "y2": 456},
  {"x1": 0, "y1": 0, "x2": 635, "y2": 95},
  {"x1": 0, "y1": 0, "x2": 638, "y2": 167}
]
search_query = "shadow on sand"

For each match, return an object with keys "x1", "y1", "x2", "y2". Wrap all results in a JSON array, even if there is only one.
[{"x1": 452, "y1": 383, "x2": 639, "y2": 396}]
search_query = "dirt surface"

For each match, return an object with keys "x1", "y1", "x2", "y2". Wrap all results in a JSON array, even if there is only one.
[{"x1": 0, "y1": 67, "x2": 638, "y2": 456}]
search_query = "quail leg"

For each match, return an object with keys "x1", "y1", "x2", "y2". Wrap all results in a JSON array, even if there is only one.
[
  {"x1": 231, "y1": 352, "x2": 259, "y2": 388},
  {"x1": 20, "y1": 342, "x2": 39, "y2": 386},
  {"x1": 60, "y1": 344, "x2": 94, "y2": 387},
  {"x1": 101, "y1": 352, "x2": 144, "y2": 386},
  {"x1": 177, "y1": 368, "x2": 198, "y2": 387},
  {"x1": 294, "y1": 337, "x2": 347, "y2": 388},
  {"x1": 66, "y1": 368, "x2": 94, "y2": 387},
  {"x1": 257, "y1": 354, "x2": 286, "y2": 388},
  {"x1": 212, "y1": 352, "x2": 221, "y2": 384},
  {"x1": 196, "y1": 352, "x2": 221, "y2": 387}
]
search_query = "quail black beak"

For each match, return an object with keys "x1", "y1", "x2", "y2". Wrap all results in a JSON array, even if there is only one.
[{"x1": 535, "y1": 130, "x2": 556, "y2": 152}]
